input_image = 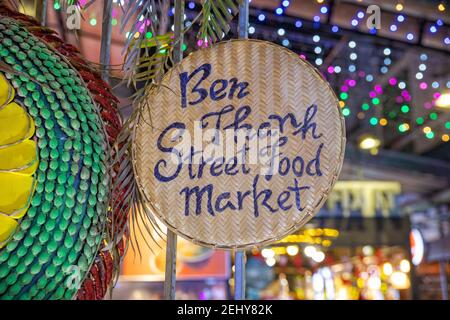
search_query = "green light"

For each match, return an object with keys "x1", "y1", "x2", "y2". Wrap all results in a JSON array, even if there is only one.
[
  {"x1": 401, "y1": 105, "x2": 410, "y2": 113},
  {"x1": 146, "y1": 32, "x2": 153, "y2": 39},
  {"x1": 372, "y1": 98, "x2": 380, "y2": 105},
  {"x1": 446, "y1": 122, "x2": 450, "y2": 130},
  {"x1": 361, "y1": 103, "x2": 370, "y2": 111},
  {"x1": 398, "y1": 124, "x2": 408, "y2": 133},
  {"x1": 369, "y1": 117, "x2": 378, "y2": 126},
  {"x1": 426, "y1": 131, "x2": 434, "y2": 139},
  {"x1": 416, "y1": 117, "x2": 424, "y2": 125},
  {"x1": 111, "y1": 19, "x2": 118, "y2": 26},
  {"x1": 54, "y1": 2, "x2": 61, "y2": 10},
  {"x1": 342, "y1": 108, "x2": 351, "y2": 117},
  {"x1": 159, "y1": 49, "x2": 167, "y2": 54},
  {"x1": 429, "y1": 112, "x2": 438, "y2": 120},
  {"x1": 90, "y1": 18, "x2": 97, "y2": 26},
  {"x1": 182, "y1": 43, "x2": 187, "y2": 51},
  {"x1": 389, "y1": 111, "x2": 397, "y2": 119},
  {"x1": 340, "y1": 92, "x2": 348, "y2": 100}
]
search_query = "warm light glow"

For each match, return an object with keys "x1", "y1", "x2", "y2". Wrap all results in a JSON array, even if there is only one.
[
  {"x1": 438, "y1": 3, "x2": 446, "y2": 12},
  {"x1": 368, "y1": 276, "x2": 382, "y2": 290},
  {"x1": 286, "y1": 245, "x2": 299, "y2": 256},
  {"x1": 266, "y1": 257, "x2": 276, "y2": 267},
  {"x1": 436, "y1": 93, "x2": 450, "y2": 108},
  {"x1": 379, "y1": 118, "x2": 388, "y2": 126},
  {"x1": 395, "y1": 3, "x2": 404, "y2": 11},
  {"x1": 383, "y1": 262, "x2": 393, "y2": 276},
  {"x1": 261, "y1": 248, "x2": 275, "y2": 259},
  {"x1": 390, "y1": 271, "x2": 410, "y2": 289},
  {"x1": 304, "y1": 246, "x2": 316, "y2": 257},
  {"x1": 359, "y1": 136, "x2": 381, "y2": 150},
  {"x1": 442, "y1": 134, "x2": 450, "y2": 142},
  {"x1": 400, "y1": 259, "x2": 411, "y2": 273},
  {"x1": 312, "y1": 251, "x2": 325, "y2": 263},
  {"x1": 423, "y1": 126, "x2": 432, "y2": 133}
]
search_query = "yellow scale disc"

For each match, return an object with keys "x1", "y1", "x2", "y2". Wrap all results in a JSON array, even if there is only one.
[
  {"x1": 0, "y1": 73, "x2": 14, "y2": 108},
  {"x1": 0, "y1": 102, "x2": 35, "y2": 146},
  {"x1": 0, "y1": 75, "x2": 37, "y2": 247},
  {"x1": 0, "y1": 140, "x2": 38, "y2": 175}
]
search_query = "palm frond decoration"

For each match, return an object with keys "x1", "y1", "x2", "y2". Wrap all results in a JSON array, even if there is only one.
[{"x1": 198, "y1": 0, "x2": 242, "y2": 46}]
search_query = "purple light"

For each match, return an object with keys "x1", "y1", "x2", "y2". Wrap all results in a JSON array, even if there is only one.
[
  {"x1": 437, "y1": 19, "x2": 443, "y2": 26},
  {"x1": 389, "y1": 78, "x2": 397, "y2": 86},
  {"x1": 349, "y1": 79, "x2": 357, "y2": 87},
  {"x1": 358, "y1": 71, "x2": 366, "y2": 78},
  {"x1": 341, "y1": 85, "x2": 349, "y2": 92},
  {"x1": 445, "y1": 37, "x2": 450, "y2": 45},
  {"x1": 424, "y1": 102, "x2": 432, "y2": 109},
  {"x1": 369, "y1": 91, "x2": 377, "y2": 98},
  {"x1": 327, "y1": 66, "x2": 335, "y2": 74},
  {"x1": 357, "y1": 11, "x2": 365, "y2": 19},
  {"x1": 374, "y1": 85, "x2": 383, "y2": 94},
  {"x1": 188, "y1": 2, "x2": 195, "y2": 9},
  {"x1": 434, "y1": 92, "x2": 441, "y2": 99},
  {"x1": 390, "y1": 24, "x2": 398, "y2": 32},
  {"x1": 331, "y1": 25, "x2": 339, "y2": 32},
  {"x1": 320, "y1": 6, "x2": 328, "y2": 14},
  {"x1": 314, "y1": 15, "x2": 321, "y2": 22},
  {"x1": 295, "y1": 20, "x2": 303, "y2": 28},
  {"x1": 419, "y1": 82, "x2": 428, "y2": 90},
  {"x1": 299, "y1": 54, "x2": 306, "y2": 59},
  {"x1": 396, "y1": 96, "x2": 404, "y2": 103}
]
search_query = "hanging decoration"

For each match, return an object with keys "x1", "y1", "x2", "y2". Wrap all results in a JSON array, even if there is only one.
[
  {"x1": 132, "y1": 39, "x2": 345, "y2": 248},
  {"x1": 0, "y1": 5, "x2": 128, "y2": 300}
]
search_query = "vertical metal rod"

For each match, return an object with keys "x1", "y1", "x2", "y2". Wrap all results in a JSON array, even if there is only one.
[
  {"x1": 238, "y1": 0, "x2": 249, "y2": 39},
  {"x1": 99, "y1": 0, "x2": 113, "y2": 82},
  {"x1": 164, "y1": 0, "x2": 184, "y2": 300},
  {"x1": 439, "y1": 260, "x2": 448, "y2": 300},
  {"x1": 234, "y1": 251, "x2": 246, "y2": 300},
  {"x1": 234, "y1": 0, "x2": 249, "y2": 301},
  {"x1": 40, "y1": 0, "x2": 48, "y2": 26}
]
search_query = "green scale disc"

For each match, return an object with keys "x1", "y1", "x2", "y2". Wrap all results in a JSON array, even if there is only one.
[{"x1": 0, "y1": 16, "x2": 110, "y2": 300}]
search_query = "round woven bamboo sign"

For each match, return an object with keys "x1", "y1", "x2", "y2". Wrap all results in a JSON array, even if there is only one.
[{"x1": 133, "y1": 40, "x2": 345, "y2": 249}]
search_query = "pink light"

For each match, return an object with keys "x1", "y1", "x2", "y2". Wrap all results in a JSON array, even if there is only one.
[
  {"x1": 299, "y1": 54, "x2": 306, "y2": 59},
  {"x1": 374, "y1": 85, "x2": 382, "y2": 94},
  {"x1": 79, "y1": 0, "x2": 87, "y2": 6},
  {"x1": 419, "y1": 82, "x2": 428, "y2": 90},
  {"x1": 396, "y1": 96, "x2": 403, "y2": 103},
  {"x1": 404, "y1": 95, "x2": 411, "y2": 102},
  {"x1": 197, "y1": 39, "x2": 203, "y2": 47},
  {"x1": 349, "y1": 79, "x2": 357, "y2": 87},
  {"x1": 369, "y1": 91, "x2": 377, "y2": 98},
  {"x1": 327, "y1": 66, "x2": 334, "y2": 74},
  {"x1": 341, "y1": 85, "x2": 349, "y2": 92},
  {"x1": 424, "y1": 102, "x2": 432, "y2": 109},
  {"x1": 389, "y1": 77, "x2": 397, "y2": 86},
  {"x1": 112, "y1": 8, "x2": 117, "y2": 18},
  {"x1": 358, "y1": 71, "x2": 366, "y2": 78},
  {"x1": 434, "y1": 92, "x2": 441, "y2": 99},
  {"x1": 401, "y1": 90, "x2": 409, "y2": 97}
]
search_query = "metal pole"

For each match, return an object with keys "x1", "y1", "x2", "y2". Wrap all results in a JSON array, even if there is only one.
[
  {"x1": 164, "y1": 0, "x2": 184, "y2": 300},
  {"x1": 439, "y1": 260, "x2": 448, "y2": 300},
  {"x1": 40, "y1": 0, "x2": 48, "y2": 26},
  {"x1": 438, "y1": 207, "x2": 448, "y2": 300},
  {"x1": 99, "y1": 0, "x2": 113, "y2": 82},
  {"x1": 234, "y1": 0, "x2": 249, "y2": 301}
]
